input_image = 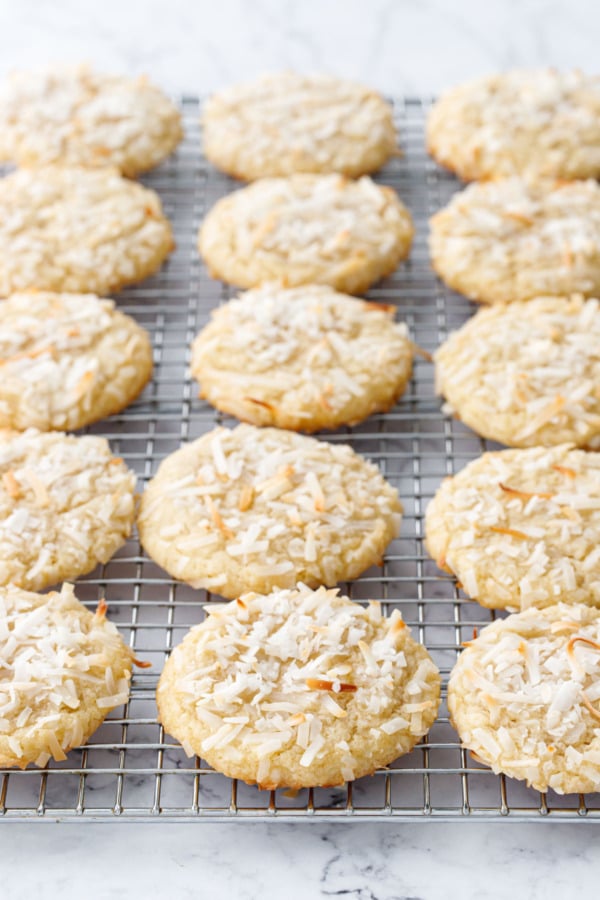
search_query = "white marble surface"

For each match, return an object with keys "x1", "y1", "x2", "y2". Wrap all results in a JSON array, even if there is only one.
[
  {"x1": 1, "y1": 0, "x2": 600, "y2": 896},
  {"x1": 1, "y1": 821, "x2": 599, "y2": 898},
  {"x1": 0, "y1": 0, "x2": 599, "y2": 94}
]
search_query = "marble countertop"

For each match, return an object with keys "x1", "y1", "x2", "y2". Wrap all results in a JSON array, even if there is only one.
[
  {"x1": 3, "y1": 820, "x2": 599, "y2": 898},
  {"x1": 1, "y1": 0, "x2": 598, "y2": 94},
  {"x1": 1, "y1": 0, "x2": 599, "y2": 895}
]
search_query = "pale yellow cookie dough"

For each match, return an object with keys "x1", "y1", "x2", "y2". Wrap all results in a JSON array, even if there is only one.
[
  {"x1": 426, "y1": 445, "x2": 600, "y2": 610},
  {"x1": 0, "y1": 292, "x2": 153, "y2": 431},
  {"x1": 138, "y1": 424, "x2": 402, "y2": 598},
  {"x1": 158, "y1": 585, "x2": 440, "y2": 788},
  {"x1": 0, "y1": 63, "x2": 182, "y2": 176},
  {"x1": 0, "y1": 583, "x2": 134, "y2": 768},
  {"x1": 434, "y1": 295, "x2": 600, "y2": 448},
  {"x1": 203, "y1": 71, "x2": 397, "y2": 180},
  {"x1": 427, "y1": 69, "x2": 600, "y2": 181},
  {"x1": 191, "y1": 284, "x2": 413, "y2": 431},
  {"x1": 0, "y1": 430, "x2": 137, "y2": 591},
  {"x1": 0, "y1": 166, "x2": 174, "y2": 297},
  {"x1": 198, "y1": 174, "x2": 413, "y2": 294},
  {"x1": 430, "y1": 178, "x2": 600, "y2": 304},
  {"x1": 448, "y1": 603, "x2": 600, "y2": 794}
]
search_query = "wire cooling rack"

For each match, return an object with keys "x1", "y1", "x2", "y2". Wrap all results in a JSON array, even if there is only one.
[{"x1": 2, "y1": 96, "x2": 599, "y2": 824}]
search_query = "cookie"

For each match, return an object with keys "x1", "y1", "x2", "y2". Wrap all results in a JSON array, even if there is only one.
[
  {"x1": 0, "y1": 583, "x2": 134, "y2": 768},
  {"x1": 0, "y1": 430, "x2": 136, "y2": 591},
  {"x1": 427, "y1": 69, "x2": 600, "y2": 181},
  {"x1": 198, "y1": 174, "x2": 413, "y2": 295},
  {"x1": 0, "y1": 166, "x2": 174, "y2": 297},
  {"x1": 430, "y1": 177, "x2": 600, "y2": 304},
  {"x1": 190, "y1": 284, "x2": 413, "y2": 432},
  {"x1": 0, "y1": 64, "x2": 182, "y2": 177},
  {"x1": 434, "y1": 295, "x2": 600, "y2": 448},
  {"x1": 426, "y1": 445, "x2": 600, "y2": 610},
  {"x1": 202, "y1": 71, "x2": 397, "y2": 180},
  {"x1": 138, "y1": 424, "x2": 401, "y2": 599},
  {"x1": 157, "y1": 585, "x2": 440, "y2": 788},
  {"x1": 0, "y1": 292, "x2": 153, "y2": 431},
  {"x1": 448, "y1": 603, "x2": 600, "y2": 794}
]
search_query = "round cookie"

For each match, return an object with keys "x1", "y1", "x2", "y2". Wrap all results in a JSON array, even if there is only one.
[
  {"x1": 0, "y1": 583, "x2": 134, "y2": 768},
  {"x1": 198, "y1": 174, "x2": 413, "y2": 295},
  {"x1": 448, "y1": 603, "x2": 600, "y2": 794},
  {"x1": 426, "y1": 445, "x2": 600, "y2": 610},
  {"x1": 157, "y1": 585, "x2": 441, "y2": 789},
  {"x1": 138, "y1": 424, "x2": 402, "y2": 598},
  {"x1": 0, "y1": 292, "x2": 153, "y2": 431},
  {"x1": 434, "y1": 295, "x2": 600, "y2": 448},
  {"x1": 427, "y1": 69, "x2": 600, "y2": 181},
  {"x1": 0, "y1": 64, "x2": 182, "y2": 177},
  {"x1": 0, "y1": 166, "x2": 174, "y2": 297},
  {"x1": 0, "y1": 430, "x2": 136, "y2": 591},
  {"x1": 191, "y1": 285, "x2": 413, "y2": 432},
  {"x1": 430, "y1": 178, "x2": 600, "y2": 304},
  {"x1": 202, "y1": 71, "x2": 397, "y2": 180}
]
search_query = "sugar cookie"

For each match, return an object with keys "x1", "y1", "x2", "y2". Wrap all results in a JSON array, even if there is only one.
[
  {"x1": 158, "y1": 585, "x2": 440, "y2": 788},
  {"x1": 191, "y1": 284, "x2": 413, "y2": 431},
  {"x1": 138, "y1": 424, "x2": 402, "y2": 598}
]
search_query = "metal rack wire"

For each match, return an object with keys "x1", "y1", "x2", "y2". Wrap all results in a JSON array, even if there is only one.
[{"x1": 2, "y1": 96, "x2": 599, "y2": 823}]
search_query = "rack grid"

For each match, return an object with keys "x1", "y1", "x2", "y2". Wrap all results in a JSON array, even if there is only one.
[{"x1": 2, "y1": 96, "x2": 599, "y2": 823}]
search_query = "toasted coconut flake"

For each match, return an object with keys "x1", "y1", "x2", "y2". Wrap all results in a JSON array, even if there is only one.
[
  {"x1": 2, "y1": 470, "x2": 21, "y2": 500},
  {"x1": 412, "y1": 342, "x2": 433, "y2": 363},
  {"x1": 581, "y1": 690, "x2": 600, "y2": 724},
  {"x1": 504, "y1": 210, "x2": 534, "y2": 226},
  {"x1": 206, "y1": 496, "x2": 234, "y2": 539},
  {"x1": 499, "y1": 482, "x2": 554, "y2": 501},
  {"x1": 489, "y1": 525, "x2": 531, "y2": 541},
  {"x1": 552, "y1": 464, "x2": 577, "y2": 479},
  {"x1": 133, "y1": 657, "x2": 152, "y2": 669},
  {"x1": 365, "y1": 301, "x2": 396, "y2": 314},
  {"x1": 244, "y1": 396, "x2": 277, "y2": 413},
  {"x1": 436, "y1": 556, "x2": 452, "y2": 574},
  {"x1": 305, "y1": 678, "x2": 357, "y2": 693},
  {"x1": 389, "y1": 611, "x2": 406, "y2": 635},
  {"x1": 95, "y1": 598, "x2": 108, "y2": 619},
  {"x1": 567, "y1": 635, "x2": 600, "y2": 663},
  {"x1": 238, "y1": 484, "x2": 255, "y2": 512}
]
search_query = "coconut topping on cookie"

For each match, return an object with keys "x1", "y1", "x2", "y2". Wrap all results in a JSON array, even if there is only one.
[
  {"x1": 0, "y1": 166, "x2": 174, "y2": 296},
  {"x1": 0, "y1": 430, "x2": 136, "y2": 591},
  {"x1": 0, "y1": 292, "x2": 153, "y2": 431},
  {"x1": 429, "y1": 178, "x2": 600, "y2": 304},
  {"x1": 158, "y1": 585, "x2": 440, "y2": 788},
  {"x1": 0, "y1": 64, "x2": 182, "y2": 176},
  {"x1": 427, "y1": 69, "x2": 600, "y2": 181},
  {"x1": 198, "y1": 174, "x2": 413, "y2": 295},
  {"x1": 434, "y1": 295, "x2": 600, "y2": 448},
  {"x1": 0, "y1": 583, "x2": 134, "y2": 768},
  {"x1": 426, "y1": 445, "x2": 600, "y2": 610},
  {"x1": 448, "y1": 603, "x2": 600, "y2": 793},
  {"x1": 138, "y1": 425, "x2": 402, "y2": 599},
  {"x1": 203, "y1": 71, "x2": 396, "y2": 180},
  {"x1": 191, "y1": 284, "x2": 413, "y2": 431}
]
